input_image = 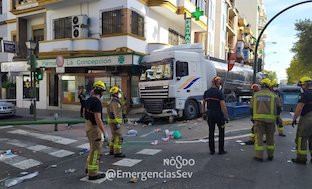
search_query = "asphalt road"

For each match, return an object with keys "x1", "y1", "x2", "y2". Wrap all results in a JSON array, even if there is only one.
[{"x1": 0, "y1": 118, "x2": 311, "y2": 189}]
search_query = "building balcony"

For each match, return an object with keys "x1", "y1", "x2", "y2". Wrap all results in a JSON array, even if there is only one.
[
  {"x1": 229, "y1": 7, "x2": 238, "y2": 18},
  {"x1": 38, "y1": 38, "x2": 100, "y2": 58},
  {"x1": 226, "y1": 19, "x2": 236, "y2": 36},
  {"x1": 238, "y1": 17, "x2": 247, "y2": 27},
  {"x1": 38, "y1": 0, "x2": 100, "y2": 9}
]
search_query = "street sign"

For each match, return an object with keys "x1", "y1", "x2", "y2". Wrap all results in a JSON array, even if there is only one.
[
  {"x1": 1, "y1": 40, "x2": 16, "y2": 53},
  {"x1": 56, "y1": 55, "x2": 64, "y2": 67},
  {"x1": 185, "y1": 18, "x2": 192, "y2": 44}
]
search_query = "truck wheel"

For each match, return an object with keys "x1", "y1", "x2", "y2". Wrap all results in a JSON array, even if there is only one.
[{"x1": 184, "y1": 100, "x2": 198, "y2": 120}]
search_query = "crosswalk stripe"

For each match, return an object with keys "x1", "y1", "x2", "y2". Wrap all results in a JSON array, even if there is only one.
[
  {"x1": 136, "y1": 149, "x2": 162, "y2": 155},
  {"x1": 0, "y1": 152, "x2": 42, "y2": 170},
  {"x1": 1, "y1": 138, "x2": 75, "y2": 158},
  {"x1": 113, "y1": 158, "x2": 142, "y2": 167},
  {"x1": 77, "y1": 143, "x2": 90, "y2": 149},
  {"x1": 8, "y1": 129, "x2": 77, "y2": 145}
]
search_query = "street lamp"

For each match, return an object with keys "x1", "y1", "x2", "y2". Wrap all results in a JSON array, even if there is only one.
[{"x1": 26, "y1": 40, "x2": 38, "y2": 121}]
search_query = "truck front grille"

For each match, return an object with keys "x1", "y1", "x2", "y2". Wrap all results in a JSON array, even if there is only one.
[
  {"x1": 140, "y1": 86, "x2": 169, "y2": 99},
  {"x1": 142, "y1": 99, "x2": 164, "y2": 114}
]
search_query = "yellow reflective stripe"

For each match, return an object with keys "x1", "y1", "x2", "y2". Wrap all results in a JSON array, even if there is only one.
[
  {"x1": 255, "y1": 145, "x2": 265, "y2": 151},
  {"x1": 107, "y1": 117, "x2": 123, "y2": 124},
  {"x1": 88, "y1": 165, "x2": 98, "y2": 170},
  {"x1": 253, "y1": 114, "x2": 276, "y2": 120},
  {"x1": 267, "y1": 145, "x2": 275, "y2": 150},
  {"x1": 297, "y1": 137, "x2": 308, "y2": 155},
  {"x1": 92, "y1": 150, "x2": 98, "y2": 166},
  {"x1": 277, "y1": 126, "x2": 284, "y2": 132}
]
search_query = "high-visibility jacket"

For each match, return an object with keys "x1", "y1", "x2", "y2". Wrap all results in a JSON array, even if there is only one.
[
  {"x1": 107, "y1": 97, "x2": 123, "y2": 124},
  {"x1": 251, "y1": 89, "x2": 279, "y2": 123}
]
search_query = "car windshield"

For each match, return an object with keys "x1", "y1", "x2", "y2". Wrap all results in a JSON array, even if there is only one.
[{"x1": 140, "y1": 59, "x2": 173, "y2": 81}]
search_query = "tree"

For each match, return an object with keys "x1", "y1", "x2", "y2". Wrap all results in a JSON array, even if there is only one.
[
  {"x1": 264, "y1": 70, "x2": 277, "y2": 81},
  {"x1": 287, "y1": 19, "x2": 312, "y2": 83}
]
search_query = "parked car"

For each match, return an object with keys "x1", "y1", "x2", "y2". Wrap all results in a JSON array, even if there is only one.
[{"x1": 0, "y1": 101, "x2": 16, "y2": 117}]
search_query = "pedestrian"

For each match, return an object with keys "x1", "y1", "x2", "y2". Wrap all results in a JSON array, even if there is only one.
[
  {"x1": 202, "y1": 76, "x2": 229, "y2": 155},
  {"x1": 270, "y1": 80, "x2": 286, "y2": 137},
  {"x1": 78, "y1": 86, "x2": 86, "y2": 117},
  {"x1": 245, "y1": 84, "x2": 261, "y2": 145},
  {"x1": 84, "y1": 81, "x2": 107, "y2": 180},
  {"x1": 251, "y1": 78, "x2": 280, "y2": 162},
  {"x1": 291, "y1": 76, "x2": 312, "y2": 164},
  {"x1": 107, "y1": 86, "x2": 126, "y2": 158}
]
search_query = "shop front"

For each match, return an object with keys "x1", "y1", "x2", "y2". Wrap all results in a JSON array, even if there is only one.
[{"x1": 37, "y1": 53, "x2": 143, "y2": 112}]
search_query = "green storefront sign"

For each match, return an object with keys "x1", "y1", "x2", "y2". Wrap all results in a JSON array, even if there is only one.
[{"x1": 185, "y1": 18, "x2": 192, "y2": 44}]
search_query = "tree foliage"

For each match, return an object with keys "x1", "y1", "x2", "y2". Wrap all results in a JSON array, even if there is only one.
[
  {"x1": 264, "y1": 70, "x2": 277, "y2": 81},
  {"x1": 287, "y1": 19, "x2": 312, "y2": 84}
]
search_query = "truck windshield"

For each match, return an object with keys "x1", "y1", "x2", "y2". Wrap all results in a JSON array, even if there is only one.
[{"x1": 140, "y1": 59, "x2": 173, "y2": 81}]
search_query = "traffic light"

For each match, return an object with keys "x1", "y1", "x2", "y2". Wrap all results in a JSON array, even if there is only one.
[{"x1": 35, "y1": 68, "x2": 44, "y2": 81}]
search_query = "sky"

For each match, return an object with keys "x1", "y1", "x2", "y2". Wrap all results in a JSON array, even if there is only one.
[{"x1": 263, "y1": 0, "x2": 312, "y2": 81}]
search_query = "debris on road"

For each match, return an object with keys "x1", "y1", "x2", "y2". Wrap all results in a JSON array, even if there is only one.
[
  {"x1": 239, "y1": 143, "x2": 246, "y2": 146},
  {"x1": 130, "y1": 177, "x2": 138, "y2": 183},
  {"x1": 148, "y1": 123, "x2": 153, "y2": 126},
  {"x1": 235, "y1": 140, "x2": 243, "y2": 143},
  {"x1": 154, "y1": 128, "x2": 162, "y2": 133},
  {"x1": 287, "y1": 160, "x2": 293, "y2": 163},
  {"x1": 4, "y1": 171, "x2": 39, "y2": 187},
  {"x1": 128, "y1": 130, "x2": 138, "y2": 136},
  {"x1": 240, "y1": 149, "x2": 244, "y2": 152},
  {"x1": 51, "y1": 165, "x2": 57, "y2": 168},
  {"x1": 161, "y1": 137, "x2": 170, "y2": 142},
  {"x1": 64, "y1": 169, "x2": 76, "y2": 174},
  {"x1": 79, "y1": 148, "x2": 89, "y2": 155},
  {"x1": 173, "y1": 131, "x2": 182, "y2": 139},
  {"x1": 151, "y1": 140, "x2": 158, "y2": 145},
  {"x1": 19, "y1": 172, "x2": 28, "y2": 175},
  {"x1": 143, "y1": 124, "x2": 148, "y2": 128}
]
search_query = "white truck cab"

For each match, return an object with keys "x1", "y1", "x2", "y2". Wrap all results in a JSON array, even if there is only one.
[{"x1": 139, "y1": 44, "x2": 216, "y2": 120}]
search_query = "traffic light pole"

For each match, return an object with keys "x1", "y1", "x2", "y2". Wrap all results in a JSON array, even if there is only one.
[
  {"x1": 30, "y1": 54, "x2": 37, "y2": 121},
  {"x1": 252, "y1": 0, "x2": 312, "y2": 83}
]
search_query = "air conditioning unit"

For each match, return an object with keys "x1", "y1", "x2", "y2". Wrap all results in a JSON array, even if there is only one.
[
  {"x1": 72, "y1": 15, "x2": 88, "y2": 26},
  {"x1": 72, "y1": 26, "x2": 89, "y2": 38}
]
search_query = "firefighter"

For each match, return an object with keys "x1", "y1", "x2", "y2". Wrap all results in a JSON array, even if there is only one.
[
  {"x1": 291, "y1": 76, "x2": 312, "y2": 164},
  {"x1": 84, "y1": 81, "x2": 107, "y2": 180},
  {"x1": 108, "y1": 86, "x2": 126, "y2": 158},
  {"x1": 245, "y1": 84, "x2": 261, "y2": 145},
  {"x1": 251, "y1": 78, "x2": 280, "y2": 162},
  {"x1": 202, "y1": 76, "x2": 230, "y2": 155},
  {"x1": 270, "y1": 80, "x2": 286, "y2": 137}
]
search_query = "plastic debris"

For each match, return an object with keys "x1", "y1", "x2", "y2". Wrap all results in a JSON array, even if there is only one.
[
  {"x1": 134, "y1": 122, "x2": 138, "y2": 126},
  {"x1": 151, "y1": 140, "x2": 158, "y2": 145},
  {"x1": 235, "y1": 140, "x2": 243, "y2": 143},
  {"x1": 291, "y1": 149, "x2": 296, "y2": 152},
  {"x1": 161, "y1": 137, "x2": 170, "y2": 142},
  {"x1": 173, "y1": 131, "x2": 182, "y2": 139},
  {"x1": 148, "y1": 123, "x2": 153, "y2": 126},
  {"x1": 4, "y1": 171, "x2": 39, "y2": 187},
  {"x1": 104, "y1": 153, "x2": 110, "y2": 156},
  {"x1": 239, "y1": 143, "x2": 246, "y2": 146},
  {"x1": 287, "y1": 160, "x2": 293, "y2": 163},
  {"x1": 199, "y1": 139, "x2": 208, "y2": 143},
  {"x1": 130, "y1": 177, "x2": 138, "y2": 183},
  {"x1": 51, "y1": 165, "x2": 57, "y2": 168},
  {"x1": 5, "y1": 150, "x2": 13, "y2": 156},
  {"x1": 79, "y1": 148, "x2": 89, "y2": 155},
  {"x1": 128, "y1": 130, "x2": 138, "y2": 136},
  {"x1": 20, "y1": 172, "x2": 28, "y2": 175},
  {"x1": 163, "y1": 180, "x2": 167, "y2": 183},
  {"x1": 154, "y1": 128, "x2": 162, "y2": 133},
  {"x1": 240, "y1": 149, "x2": 244, "y2": 152},
  {"x1": 64, "y1": 169, "x2": 76, "y2": 174}
]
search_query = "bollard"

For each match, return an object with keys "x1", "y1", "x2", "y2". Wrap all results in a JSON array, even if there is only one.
[{"x1": 54, "y1": 113, "x2": 59, "y2": 131}]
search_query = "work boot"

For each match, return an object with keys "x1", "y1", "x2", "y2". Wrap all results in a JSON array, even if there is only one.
[
  {"x1": 218, "y1": 151, "x2": 227, "y2": 155},
  {"x1": 267, "y1": 156, "x2": 274, "y2": 161},
  {"x1": 279, "y1": 133, "x2": 286, "y2": 137},
  {"x1": 114, "y1": 153, "x2": 126, "y2": 158},
  {"x1": 254, "y1": 157, "x2": 263, "y2": 162},
  {"x1": 291, "y1": 158, "x2": 306, "y2": 165},
  {"x1": 88, "y1": 173, "x2": 106, "y2": 180},
  {"x1": 245, "y1": 141, "x2": 254, "y2": 145}
]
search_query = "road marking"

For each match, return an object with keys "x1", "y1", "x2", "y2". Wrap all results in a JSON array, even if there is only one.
[
  {"x1": 77, "y1": 143, "x2": 90, "y2": 149},
  {"x1": 12, "y1": 159, "x2": 42, "y2": 170},
  {"x1": 175, "y1": 134, "x2": 250, "y2": 144},
  {"x1": 113, "y1": 158, "x2": 142, "y2": 167},
  {"x1": 80, "y1": 172, "x2": 106, "y2": 184},
  {"x1": 8, "y1": 129, "x2": 77, "y2": 145},
  {"x1": 0, "y1": 152, "x2": 42, "y2": 170},
  {"x1": 49, "y1": 150, "x2": 75, "y2": 158},
  {"x1": 136, "y1": 149, "x2": 162, "y2": 155},
  {"x1": 140, "y1": 130, "x2": 155, "y2": 138},
  {"x1": 2, "y1": 138, "x2": 75, "y2": 158},
  {"x1": 0, "y1": 126, "x2": 13, "y2": 130}
]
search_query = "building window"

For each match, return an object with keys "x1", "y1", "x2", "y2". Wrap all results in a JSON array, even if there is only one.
[
  {"x1": 102, "y1": 9, "x2": 122, "y2": 35},
  {"x1": 53, "y1": 17, "x2": 72, "y2": 39},
  {"x1": 23, "y1": 75, "x2": 39, "y2": 101},
  {"x1": 169, "y1": 29, "x2": 184, "y2": 46},
  {"x1": 33, "y1": 27, "x2": 44, "y2": 54},
  {"x1": 131, "y1": 11, "x2": 144, "y2": 38}
]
